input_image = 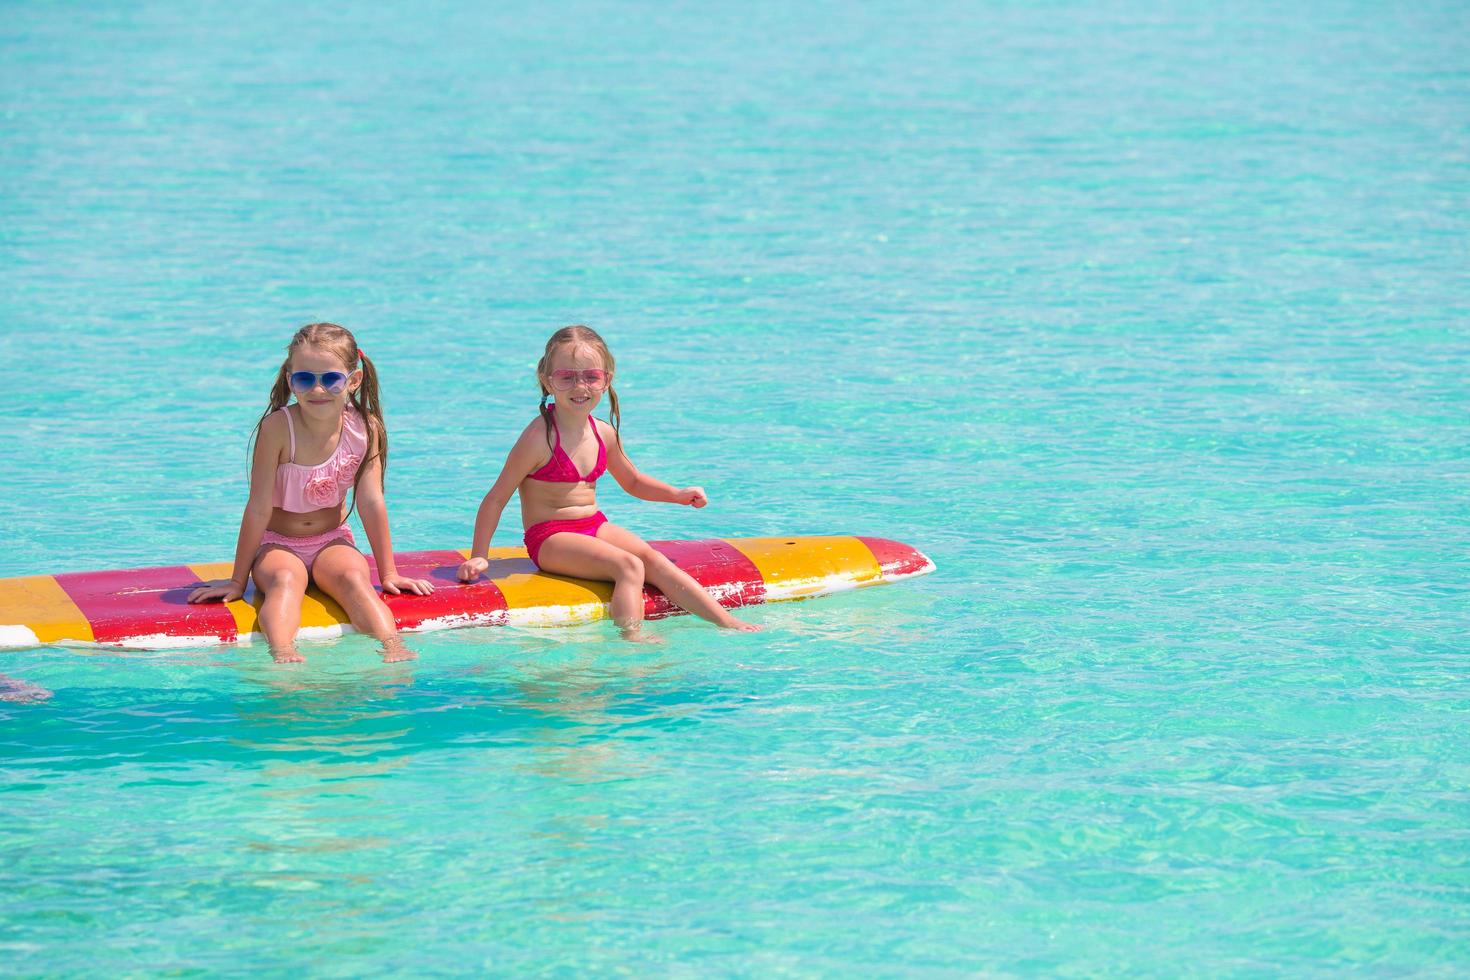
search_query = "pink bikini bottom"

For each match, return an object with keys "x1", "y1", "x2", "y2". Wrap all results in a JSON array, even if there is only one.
[
  {"x1": 524, "y1": 511, "x2": 608, "y2": 567},
  {"x1": 258, "y1": 525, "x2": 357, "y2": 570}
]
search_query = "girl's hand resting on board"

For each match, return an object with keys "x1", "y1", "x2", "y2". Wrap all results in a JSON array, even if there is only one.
[
  {"x1": 188, "y1": 580, "x2": 245, "y2": 604},
  {"x1": 381, "y1": 573, "x2": 435, "y2": 596},
  {"x1": 456, "y1": 557, "x2": 490, "y2": 582}
]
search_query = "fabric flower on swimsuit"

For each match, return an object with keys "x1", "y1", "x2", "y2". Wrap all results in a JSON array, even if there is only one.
[
  {"x1": 303, "y1": 473, "x2": 341, "y2": 507},
  {"x1": 335, "y1": 453, "x2": 360, "y2": 484},
  {"x1": 320, "y1": 453, "x2": 361, "y2": 504}
]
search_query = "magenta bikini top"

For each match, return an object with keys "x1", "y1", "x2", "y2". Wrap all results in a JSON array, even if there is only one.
[
  {"x1": 272, "y1": 405, "x2": 368, "y2": 512},
  {"x1": 529, "y1": 410, "x2": 607, "y2": 484}
]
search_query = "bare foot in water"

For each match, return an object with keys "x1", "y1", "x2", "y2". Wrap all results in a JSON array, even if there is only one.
[
  {"x1": 620, "y1": 627, "x2": 664, "y2": 645},
  {"x1": 270, "y1": 646, "x2": 305, "y2": 664},
  {"x1": 717, "y1": 614, "x2": 762, "y2": 632},
  {"x1": 381, "y1": 638, "x2": 418, "y2": 662}
]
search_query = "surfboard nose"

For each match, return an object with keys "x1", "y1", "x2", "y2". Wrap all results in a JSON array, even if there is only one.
[{"x1": 856, "y1": 537, "x2": 937, "y2": 580}]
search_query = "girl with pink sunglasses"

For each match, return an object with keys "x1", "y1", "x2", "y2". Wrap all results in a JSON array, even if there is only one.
[
  {"x1": 188, "y1": 322, "x2": 432, "y2": 662},
  {"x1": 457, "y1": 325, "x2": 759, "y2": 642}
]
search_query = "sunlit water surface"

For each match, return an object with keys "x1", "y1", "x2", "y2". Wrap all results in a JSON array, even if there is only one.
[{"x1": 2, "y1": 0, "x2": 1467, "y2": 972}]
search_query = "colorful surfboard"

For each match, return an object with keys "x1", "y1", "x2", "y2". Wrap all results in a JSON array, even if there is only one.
[{"x1": 0, "y1": 536, "x2": 934, "y2": 650}]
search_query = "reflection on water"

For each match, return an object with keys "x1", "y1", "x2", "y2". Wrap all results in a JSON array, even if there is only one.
[
  {"x1": 0, "y1": 672, "x2": 53, "y2": 703},
  {"x1": 0, "y1": 626, "x2": 755, "y2": 791},
  {"x1": 510, "y1": 654, "x2": 677, "y2": 786}
]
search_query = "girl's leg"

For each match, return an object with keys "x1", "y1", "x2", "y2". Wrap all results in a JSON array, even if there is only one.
[
  {"x1": 595, "y1": 523, "x2": 760, "y2": 631},
  {"x1": 252, "y1": 547, "x2": 311, "y2": 662},
  {"x1": 311, "y1": 543, "x2": 415, "y2": 662},
  {"x1": 535, "y1": 532, "x2": 658, "y2": 642}
]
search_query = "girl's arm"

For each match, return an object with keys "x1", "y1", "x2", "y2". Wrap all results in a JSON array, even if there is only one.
[
  {"x1": 355, "y1": 422, "x2": 433, "y2": 596},
  {"x1": 603, "y1": 421, "x2": 708, "y2": 508},
  {"x1": 188, "y1": 416, "x2": 285, "y2": 603},
  {"x1": 457, "y1": 425, "x2": 546, "y2": 581}
]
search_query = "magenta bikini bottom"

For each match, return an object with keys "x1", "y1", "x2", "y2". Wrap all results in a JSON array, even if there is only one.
[{"x1": 523, "y1": 511, "x2": 608, "y2": 567}]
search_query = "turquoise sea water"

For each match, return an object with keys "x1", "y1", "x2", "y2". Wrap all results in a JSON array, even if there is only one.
[{"x1": 3, "y1": 0, "x2": 1468, "y2": 972}]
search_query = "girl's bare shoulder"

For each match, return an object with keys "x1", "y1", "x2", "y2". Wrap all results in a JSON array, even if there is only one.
[
  {"x1": 256, "y1": 407, "x2": 290, "y2": 446},
  {"x1": 516, "y1": 413, "x2": 552, "y2": 445},
  {"x1": 252, "y1": 408, "x2": 290, "y2": 466}
]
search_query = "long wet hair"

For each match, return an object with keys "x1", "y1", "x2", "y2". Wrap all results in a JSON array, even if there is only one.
[
  {"x1": 251, "y1": 322, "x2": 387, "y2": 520},
  {"x1": 536, "y1": 325, "x2": 623, "y2": 454}
]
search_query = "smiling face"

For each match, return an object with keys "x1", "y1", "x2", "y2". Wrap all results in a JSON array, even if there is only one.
[
  {"x1": 288, "y1": 343, "x2": 361, "y2": 415},
  {"x1": 541, "y1": 343, "x2": 609, "y2": 415}
]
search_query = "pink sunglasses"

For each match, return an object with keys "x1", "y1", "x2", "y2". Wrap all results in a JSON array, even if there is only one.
[{"x1": 548, "y1": 369, "x2": 609, "y2": 391}]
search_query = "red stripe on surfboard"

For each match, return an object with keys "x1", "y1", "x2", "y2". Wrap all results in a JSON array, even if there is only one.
[
  {"x1": 54, "y1": 566, "x2": 240, "y2": 645},
  {"x1": 366, "y1": 550, "x2": 510, "y2": 631},
  {"x1": 855, "y1": 537, "x2": 933, "y2": 579},
  {"x1": 642, "y1": 539, "x2": 767, "y2": 619}
]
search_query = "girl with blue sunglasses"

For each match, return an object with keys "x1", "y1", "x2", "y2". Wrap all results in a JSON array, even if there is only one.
[{"x1": 188, "y1": 323, "x2": 432, "y2": 663}]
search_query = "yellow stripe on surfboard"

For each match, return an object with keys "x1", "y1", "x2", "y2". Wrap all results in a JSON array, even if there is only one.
[
  {"x1": 188, "y1": 561, "x2": 349, "y2": 640},
  {"x1": 459, "y1": 546, "x2": 613, "y2": 625},
  {"x1": 728, "y1": 536, "x2": 883, "y2": 599},
  {"x1": 0, "y1": 574, "x2": 95, "y2": 645}
]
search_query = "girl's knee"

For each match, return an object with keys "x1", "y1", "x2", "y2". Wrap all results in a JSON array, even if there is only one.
[
  {"x1": 258, "y1": 570, "x2": 306, "y2": 594},
  {"x1": 614, "y1": 551, "x2": 645, "y2": 582},
  {"x1": 320, "y1": 565, "x2": 373, "y2": 595},
  {"x1": 640, "y1": 551, "x2": 681, "y2": 584}
]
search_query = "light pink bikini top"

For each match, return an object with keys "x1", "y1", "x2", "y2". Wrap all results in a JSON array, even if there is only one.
[{"x1": 272, "y1": 405, "x2": 368, "y2": 512}]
